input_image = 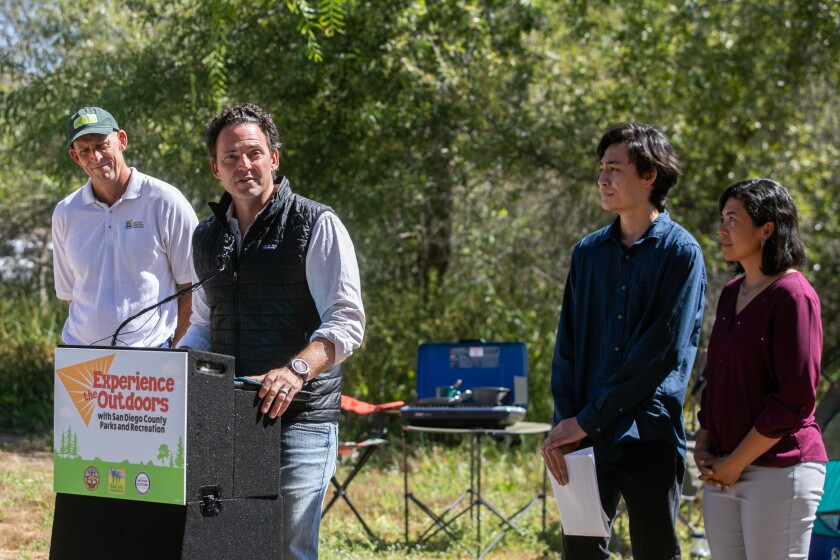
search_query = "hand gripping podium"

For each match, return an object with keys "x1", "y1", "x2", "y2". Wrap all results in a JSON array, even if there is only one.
[{"x1": 50, "y1": 346, "x2": 283, "y2": 560}]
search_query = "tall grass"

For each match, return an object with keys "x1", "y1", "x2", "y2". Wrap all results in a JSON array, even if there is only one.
[
  {"x1": 321, "y1": 434, "x2": 559, "y2": 559},
  {"x1": 320, "y1": 434, "x2": 707, "y2": 559}
]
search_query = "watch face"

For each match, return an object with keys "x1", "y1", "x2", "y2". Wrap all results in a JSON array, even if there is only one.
[{"x1": 291, "y1": 358, "x2": 309, "y2": 374}]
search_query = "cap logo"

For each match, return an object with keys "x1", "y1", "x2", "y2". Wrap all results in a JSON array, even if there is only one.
[{"x1": 73, "y1": 114, "x2": 99, "y2": 129}]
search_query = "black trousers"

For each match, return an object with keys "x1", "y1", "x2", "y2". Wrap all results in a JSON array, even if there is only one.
[{"x1": 562, "y1": 440, "x2": 686, "y2": 560}]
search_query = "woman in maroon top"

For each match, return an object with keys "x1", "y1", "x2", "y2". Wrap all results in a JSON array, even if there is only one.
[{"x1": 696, "y1": 178, "x2": 827, "y2": 559}]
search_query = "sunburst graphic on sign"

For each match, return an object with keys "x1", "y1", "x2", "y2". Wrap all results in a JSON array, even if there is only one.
[{"x1": 56, "y1": 354, "x2": 115, "y2": 426}]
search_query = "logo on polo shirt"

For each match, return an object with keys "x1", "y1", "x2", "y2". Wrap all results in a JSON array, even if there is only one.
[{"x1": 125, "y1": 219, "x2": 144, "y2": 229}]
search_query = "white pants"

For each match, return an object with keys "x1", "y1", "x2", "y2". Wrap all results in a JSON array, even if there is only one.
[{"x1": 702, "y1": 461, "x2": 825, "y2": 560}]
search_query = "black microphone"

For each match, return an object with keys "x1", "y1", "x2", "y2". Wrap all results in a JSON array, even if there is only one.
[{"x1": 110, "y1": 233, "x2": 235, "y2": 346}]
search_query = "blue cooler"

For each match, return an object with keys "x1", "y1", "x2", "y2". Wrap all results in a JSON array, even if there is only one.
[{"x1": 400, "y1": 341, "x2": 528, "y2": 428}]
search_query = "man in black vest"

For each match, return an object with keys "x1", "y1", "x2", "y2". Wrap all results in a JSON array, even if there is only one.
[{"x1": 178, "y1": 103, "x2": 365, "y2": 559}]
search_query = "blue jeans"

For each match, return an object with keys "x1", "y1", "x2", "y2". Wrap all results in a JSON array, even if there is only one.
[
  {"x1": 280, "y1": 421, "x2": 337, "y2": 560},
  {"x1": 562, "y1": 440, "x2": 685, "y2": 560}
]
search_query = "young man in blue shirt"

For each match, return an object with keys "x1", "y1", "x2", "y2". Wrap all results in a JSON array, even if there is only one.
[{"x1": 542, "y1": 122, "x2": 707, "y2": 559}]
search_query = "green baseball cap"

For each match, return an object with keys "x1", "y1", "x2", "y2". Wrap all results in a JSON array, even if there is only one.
[{"x1": 67, "y1": 107, "x2": 120, "y2": 148}]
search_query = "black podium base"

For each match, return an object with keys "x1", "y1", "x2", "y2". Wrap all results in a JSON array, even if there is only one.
[
  {"x1": 50, "y1": 492, "x2": 282, "y2": 560},
  {"x1": 49, "y1": 349, "x2": 284, "y2": 560}
]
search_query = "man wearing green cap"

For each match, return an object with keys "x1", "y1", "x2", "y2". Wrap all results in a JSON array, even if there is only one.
[{"x1": 52, "y1": 106, "x2": 199, "y2": 347}]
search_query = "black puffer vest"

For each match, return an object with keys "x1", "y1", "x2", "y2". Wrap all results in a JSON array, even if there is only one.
[{"x1": 193, "y1": 178, "x2": 342, "y2": 422}]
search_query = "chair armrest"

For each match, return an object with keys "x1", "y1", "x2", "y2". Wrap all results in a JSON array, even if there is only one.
[{"x1": 341, "y1": 395, "x2": 405, "y2": 415}]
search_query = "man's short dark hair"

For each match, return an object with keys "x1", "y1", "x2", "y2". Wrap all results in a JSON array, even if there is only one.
[
  {"x1": 597, "y1": 122, "x2": 681, "y2": 212},
  {"x1": 205, "y1": 103, "x2": 281, "y2": 159},
  {"x1": 719, "y1": 178, "x2": 806, "y2": 275}
]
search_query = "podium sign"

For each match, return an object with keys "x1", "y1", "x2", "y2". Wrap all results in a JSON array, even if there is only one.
[{"x1": 54, "y1": 347, "x2": 188, "y2": 505}]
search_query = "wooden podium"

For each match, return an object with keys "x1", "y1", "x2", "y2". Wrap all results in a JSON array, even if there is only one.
[{"x1": 49, "y1": 347, "x2": 283, "y2": 560}]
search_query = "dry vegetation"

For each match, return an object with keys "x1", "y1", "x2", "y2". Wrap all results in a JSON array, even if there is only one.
[
  {"x1": 0, "y1": 433, "x2": 702, "y2": 559},
  {"x1": 0, "y1": 435, "x2": 52, "y2": 560},
  {"x1": 0, "y1": 434, "x2": 557, "y2": 559}
]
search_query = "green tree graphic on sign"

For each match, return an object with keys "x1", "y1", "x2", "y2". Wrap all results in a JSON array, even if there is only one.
[
  {"x1": 58, "y1": 427, "x2": 81, "y2": 459},
  {"x1": 157, "y1": 444, "x2": 170, "y2": 466},
  {"x1": 175, "y1": 437, "x2": 185, "y2": 468}
]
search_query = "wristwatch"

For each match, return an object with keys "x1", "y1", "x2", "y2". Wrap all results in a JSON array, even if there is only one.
[{"x1": 289, "y1": 358, "x2": 310, "y2": 384}]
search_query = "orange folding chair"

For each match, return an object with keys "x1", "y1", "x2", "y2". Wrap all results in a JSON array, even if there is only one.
[{"x1": 321, "y1": 395, "x2": 404, "y2": 540}]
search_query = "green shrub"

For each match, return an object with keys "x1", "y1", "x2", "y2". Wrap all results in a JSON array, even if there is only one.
[{"x1": 0, "y1": 284, "x2": 62, "y2": 434}]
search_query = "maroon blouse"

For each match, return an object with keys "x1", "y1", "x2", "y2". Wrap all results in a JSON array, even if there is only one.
[{"x1": 699, "y1": 271, "x2": 827, "y2": 467}]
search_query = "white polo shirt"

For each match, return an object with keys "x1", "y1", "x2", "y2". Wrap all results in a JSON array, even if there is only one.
[{"x1": 52, "y1": 168, "x2": 198, "y2": 347}]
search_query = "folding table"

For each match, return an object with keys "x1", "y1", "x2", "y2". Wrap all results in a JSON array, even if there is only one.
[{"x1": 403, "y1": 421, "x2": 551, "y2": 559}]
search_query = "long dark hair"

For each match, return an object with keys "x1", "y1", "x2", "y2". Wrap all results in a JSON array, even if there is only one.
[{"x1": 718, "y1": 178, "x2": 806, "y2": 275}]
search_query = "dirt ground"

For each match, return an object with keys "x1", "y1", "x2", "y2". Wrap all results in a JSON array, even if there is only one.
[{"x1": 0, "y1": 435, "x2": 53, "y2": 560}]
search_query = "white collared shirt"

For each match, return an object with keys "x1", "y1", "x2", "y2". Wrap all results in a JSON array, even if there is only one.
[
  {"x1": 177, "y1": 210, "x2": 366, "y2": 366},
  {"x1": 52, "y1": 168, "x2": 198, "y2": 346}
]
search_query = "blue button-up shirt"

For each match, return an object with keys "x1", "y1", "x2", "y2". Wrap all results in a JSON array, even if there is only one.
[{"x1": 551, "y1": 211, "x2": 706, "y2": 460}]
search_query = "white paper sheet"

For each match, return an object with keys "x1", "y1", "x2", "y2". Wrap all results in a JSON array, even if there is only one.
[{"x1": 548, "y1": 447, "x2": 610, "y2": 537}]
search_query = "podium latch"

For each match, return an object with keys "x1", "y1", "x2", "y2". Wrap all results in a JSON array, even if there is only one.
[{"x1": 200, "y1": 485, "x2": 223, "y2": 517}]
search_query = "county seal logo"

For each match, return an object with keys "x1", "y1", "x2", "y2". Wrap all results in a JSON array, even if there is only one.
[{"x1": 83, "y1": 466, "x2": 100, "y2": 491}]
